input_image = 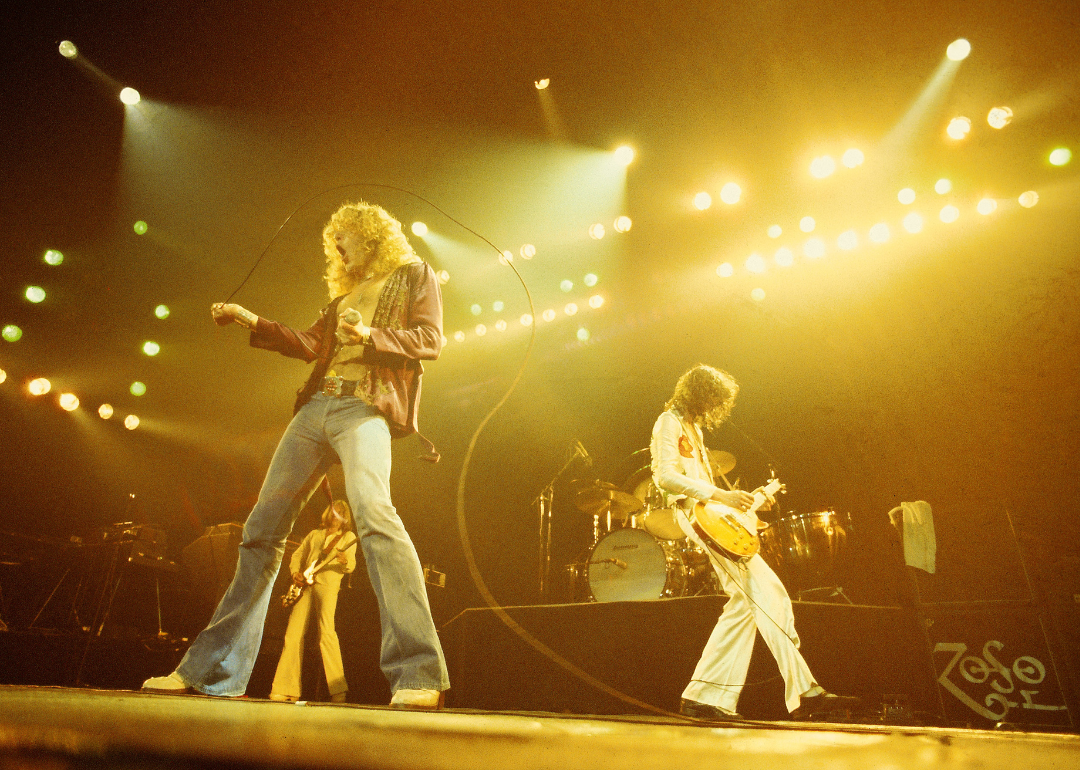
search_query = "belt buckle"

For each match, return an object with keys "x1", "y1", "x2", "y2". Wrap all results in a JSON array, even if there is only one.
[{"x1": 322, "y1": 376, "x2": 344, "y2": 397}]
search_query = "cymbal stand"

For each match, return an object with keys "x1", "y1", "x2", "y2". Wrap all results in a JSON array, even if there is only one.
[{"x1": 534, "y1": 449, "x2": 583, "y2": 599}]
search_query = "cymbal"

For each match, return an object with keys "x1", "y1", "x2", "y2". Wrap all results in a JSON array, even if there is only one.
[
  {"x1": 708, "y1": 449, "x2": 736, "y2": 476},
  {"x1": 574, "y1": 484, "x2": 644, "y2": 521}
]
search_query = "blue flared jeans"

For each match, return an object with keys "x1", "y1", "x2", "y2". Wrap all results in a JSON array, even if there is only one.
[{"x1": 175, "y1": 393, "x2": 449, "y2": 697}]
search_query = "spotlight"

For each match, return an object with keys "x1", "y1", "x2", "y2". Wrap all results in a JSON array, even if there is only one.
[
  {"x1": 584, "y1": 274, "x2": 598, "y2": 287},
  {"x1": 499, "y1": 250, "x2": 514, "y2": 265},
  {"x1": 133, "y1": 220, "x2": 148, "y2": 235},
  {"x1": 842, "y1": 148, "x2": 864, "y2": 168},
  {"x1": 542, "y1": 309, "x2": 556, "y2": 322},
  {"x1": 799, "y1": 216, "x2": 815, "y2": 233},
  {"x1": 946, "y1": 117, "x2": 972, "y2": 140},
  {"x1": 774, "y1": 247, "x2": 794, "y2": 267},
  {"x1": 719, "y1": 183, "x2": 742, "y2": 204},
  {"x1": 987, "y1": 107, "x2": 1013, "y2": 129},
  {"x1": 745, "y1": 253, "x2": 766, "y2": 273},
  {"x1": 44, "y1": 249, "x2": 64, "y2": 265},
  {"x1": 564, "y1": 303, "x2": 578, "y2": 316},
  {"x1": 130, "y1": 381, "x2": 147, "y2": 396},
  {"x1": 58, "y1": 40, "x2": 78, "y2": 58},
  {"x1": 59, "y1": 393, "x2": 79, "y2": 411},
  {"x1": 589, "y1": 223, "x2": 606, "y2": 239},
  {"x1": 437, "y1": 270, "x2": 450, "y2": 284},
  {"x1": 750, "y1": 288, "x2": 766, "y2": 301},
  {"x1": 1018, "y1": 191, "x2": 1039, "y2": 208},
  {"x1": 809, "y1": 156, "x2": 836, "y2": 179},
  {"x1": 142, "y1": 341, "x2": 160, "y2": 356},
  {"x1": 588, "y1": 295, "x2": 604, "y2": 309},
  {"x1": 560, "y1": 280, "x2": 574, "y2": 292},
  {"x1": 837, "y1": 230, "x2": 858, "y2": 250},
  {"x1": 28, "y1": 378, "x2": 52, "y2": 396},
  {"x1": 124, "y1": 415, "x2": 140, "y2": 430},
  {"x1": 451, "y1": 331, "x2": 464, "y2": 342},
  {"x1": 767, "y1": 225, "x2": 782, "y2": 238},
  {"x1": 693, "y1": 192, "x2": 712, "y2": 210},
  {"x1": 520, "y1": 314, "x2": 533, "y2": 326},
  {"x1": 576, "y1": 328, "x2": 590, "y2": 342},
  {"x1": 614, "y1": 145, "x2": 635, "y2": 166},
  {"x1": 26, "y1": 286, "x2": 46, "y2": 303},
  {"x1": 940, "y1": 205, "x2": 960, "y2": 223},
  {"x1": 898, "y1": 188, "x2": 916, "y2": 205},
  {"x1": 535, "y1": 78, "x2": 550, "y2": 90},
  {"x1": 119, "y1": 87, "x2": 141, "y2": 105},
  {"x1": 0, "y1": 369, "x2": 5, "y2": 384},
  {"x1": 475, "y1": 324, "x2": 487, "y2": 336},
  {"x1": 716, "y1": 263, "x2": 734, "y2": 278},
  {"x1": 903, "y1": 212, "x2": 924, "y2": 233},
  {"x1": 520, "y1": 244, "x2": 536, "y2": 259},
  {"x1": 613, "y1": 216, "x2": 632, "y2": 233},
  {"x1": 493, "y1": 301, "x2": 504, "y2": 312},
  {"x1": 977, "y1": 198, "x2": 998, "y2": 215},
  {"x1": 868, "y1": 223, "x2": 891, "y2": 243},
  {"x1": 935, "y1": 178, "x2": 952, "y2": 194},
  {"x1": 946, "y1": 39, "x2": 971, "y2": 62},
  {"x1": 3, "y1": 325, "x2": 23, "y2": 342},
  {"x1": 804, "y1": 238, "x2": 826, "y2": 259},
  {"x1": 154, "y1": 304, "x2": 170, "y2": 319},
  {"x1": 411, "y1": 222, "x2": 428, "y2": 236},
  {"x1": 1049, "y1": 148, "x2": 1072, "y2": 166},
  {"x1": 99, "y1": 403, "x2": 114, "y2": 419},
  {"x1": 495, "y1": 320, "x2": 507, "y2": 332},
  {"x1": 470, "y1": 304, "x2": 482, "y2": 316}
]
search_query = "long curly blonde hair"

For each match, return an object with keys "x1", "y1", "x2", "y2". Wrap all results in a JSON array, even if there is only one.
[
  {"x1": 322, "y1": 201, "x2": 419, "y2": 298},
  {"x1": 665, "y1": 364, "x2": 739, "y2": 431}
]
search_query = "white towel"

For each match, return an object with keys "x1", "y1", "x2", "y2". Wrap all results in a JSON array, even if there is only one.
[{"x1": 888, "y1": 501, "x2": 936, "y2": 574}]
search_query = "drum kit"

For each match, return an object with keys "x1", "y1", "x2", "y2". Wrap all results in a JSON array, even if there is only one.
[{"x1": 562, "y1": 449, "x2": 851, "y2": 603}]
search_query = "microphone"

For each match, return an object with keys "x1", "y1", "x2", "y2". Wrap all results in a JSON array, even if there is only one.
[{"x1": 574, "y1": 440, "x2": 592, "y2": 466}]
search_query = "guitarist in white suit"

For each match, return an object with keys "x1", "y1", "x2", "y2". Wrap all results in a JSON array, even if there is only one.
[
  {"x1": 651, "y1": 364, "x2": 858, "y2": 721},
  {"x1": 269, "y1": 500, "x2": 357, "y2": 703}
]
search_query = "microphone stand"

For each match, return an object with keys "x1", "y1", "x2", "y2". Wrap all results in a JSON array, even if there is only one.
[{"x1": 534, "y1": 447, "x2": 586, "y2": 600}]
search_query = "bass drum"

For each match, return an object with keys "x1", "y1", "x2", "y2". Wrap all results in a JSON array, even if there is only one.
[{"x1": 584, "y1": 528, "x2": 719, "y2": 602}]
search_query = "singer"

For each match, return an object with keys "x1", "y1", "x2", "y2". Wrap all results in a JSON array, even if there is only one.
[
  {"x1": 142, "y1": 201, "x2": 449, "y2": 709},
  {"x1": 651, "y1": 364, "x2": 858, "y2": 721}
]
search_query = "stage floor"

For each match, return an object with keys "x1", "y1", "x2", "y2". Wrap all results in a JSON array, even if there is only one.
[{"x1": 0, "y1": 685, "x2": 1077, "y2": 770}]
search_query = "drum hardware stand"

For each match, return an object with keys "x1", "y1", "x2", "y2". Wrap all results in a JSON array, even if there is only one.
[
  {"x1": 534, "y1": 443, "x2": 590, "y2": 599},
  {"x1": 797, "y1": 585, "x2": 854, "y2": 603}
]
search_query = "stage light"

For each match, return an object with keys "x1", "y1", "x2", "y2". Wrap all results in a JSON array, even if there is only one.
[
  {"x1": 898, "y1": 188, "x2": 916, "y2": 205},
  {"x1": 119, "y1": 87, "x2": 141, "y2": 105},
  {"x1": 133, "y1": 220, "x2": 148, "y2": 235},
  {"x1": 44, "y1": 249, "x2": 64, "y2": 265},
  {"x1": 3, "y1": 325, "x2": 23, "y2": 342},
  {"x1": 946, "y1": 117, "x2": 972, "y2": 140},
  {"x1": 475, "y1": 324, "x2": 487, "y2": 336},
  {"x1": 774, "y1": 247, "x2": 794, "y2": 267},
  {"x1": 154, "y1": 304, "x2": 170, "y2": 319},
  {"x1": 987, "y1": 107, "x2": 1013, "y2": 129},
  {"x1": 542, "y1": 309, "x2": 556, "y2": 322},
  {"x1": 453, "y1": 331, "x2": 465, "y2": 342},
  {"x1": 437, "y1": 270, "x2": 450, "y2": 284},
  {"x1": 868, "y1": 223, "x2": 891, "y2": 243},
  {"x1": 565, "y1": 303, "x2": 578, "y2": 316},
  {"x1": 535, "y1": 79, "x2": 550, "y2": 90},
  {"x1": 804, "y1": 238, "x2": 825, "y2": 259},
  {"x1": 520, "y1": 244, "x2": 536, "y2": 259},
  {"x1": 693, "y1": 192, "x2": 712, "y2": 210},
  {"x1": 470, "y1": 304, "x2": 482, "y2": 316},
  {"x1": 716, "y1": 263, "x2": 734, "y2": 278},
  {"x1": 809, "y1": 156, "x2": 836, "y2": 179},
  {"x1": 837, "y1": 230, "x2": 858, "y2": 251},
  {"x1": 799, "y1": 216, "x2": 815, "y2": 233},
  {"x1": 745, "y1": 253, "x2": 766, "y2": 273},
  {"x1": 589, "y1": 223, "x2": 606, "y2": 239},
  {"x1": 99, "y1": 404, "x2": 114, "y2": 419},
  {"x1": 499, "y1": 250, "x2": 514, "y2": 265},
  {"x1": 0, "y1": 369, "x2": 5, "y2": 384},
  {"x1": 614, "y1": 146, "x2": 635, "y2": 166},
  {"x1": 577, "y1": 328, "x2": 590, "y2": 342},
  {"x1": 26, "y1": 286, "x2": 46, "y2": 303},
  {"x1": 58, "y1": 40, "x2": 78, "y2": 58},
  {"x1": 946, "y1": 39, "x2": 971, "y2": 61},
  {"x1": 935, "y1": 178, "x2": 952, "y2": 194},
  {"x1": 584, "y1": 274, "x2": 598, "y2": 287},
  {"x1": 59, "y1": 393, "x2": 79, "y2": 411},
  {"x1": 842, "y1": 148, "x2": 864, "y2": 168},
  {"x1": 520, "y1": 314, "x2": 532, "y2": 326},
  {"x1": 495, "y1": 320, "x2": 507, "y2": 332},
  {"x1": 903, "y1": 212, "x2": 924, "y2": 233},
  {"x1": 130, "y1": 381, "x2": 147, "y2": 396},
  {"x1": 613, "y1": 216, "x2": 632, "y2": 233},
  {"x1": 977, "y1": 198, "x2": 998, "y2": 215},
  {"x1": 940, "y1": 205, "x2": 960, "y2": 223},
  {"x1": 1018, "y1": 191, "x2": 1039, "y2": 208},
  {"x1": 142, "y1": 341, "x2": 160, "y2": 356},
  {"x1": 719, "y1": 183, "x2": 742, "y2": 204},
  {"x1": 124, "y1": 415, "x2": 140, "y2": 430},
  {"x1": 1049, "y1": 148, "x2": 1072, "y2": 166},
  {"x1": 767, "y1": 225, "x2": 782, "y2": 238},
  {"x1": 560, "y1": 280, "x2": 574, "y2": 292},
  {"x1": 493, "y1": 301, "x2": 504, "y2": 312},
  {"x1": 28, "y1": 378, "x2": 51, "y2": 396},
  {"x1": 588, "y1": 295, "x2": 604, "y2": 309},
  {"x1": 750, "y1": 288, "x2": 766, "y2": 302},
  {"x1": 411, "y1": 222, "x2": 428, "y2": 236}
]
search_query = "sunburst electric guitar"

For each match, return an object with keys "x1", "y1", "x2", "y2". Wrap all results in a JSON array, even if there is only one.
[
  {"x1": 281, "y1": 534, "x2": 357, "y2": 609},
  {"x1": 690, "y1": 478, "x2": 784, "y2": 563}
]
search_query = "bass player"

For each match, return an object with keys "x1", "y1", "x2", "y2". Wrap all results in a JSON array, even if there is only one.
[{"x1": 651, "y1": 364, "x2": 859, "y2": 721}]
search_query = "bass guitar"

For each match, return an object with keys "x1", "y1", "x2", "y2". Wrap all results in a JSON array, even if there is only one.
[
  {"x1": 281, "y1": 534, "x2": 358, "y2": 609},
  {"x1": 690, "y1": 477, "x2": 784, "y2": 563}
]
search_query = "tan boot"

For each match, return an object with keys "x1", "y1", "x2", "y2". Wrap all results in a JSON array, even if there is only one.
[{"x1": 389, "y1": 689, "x2": 444, "y2": 710}]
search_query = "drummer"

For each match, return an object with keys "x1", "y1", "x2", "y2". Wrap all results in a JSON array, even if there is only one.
[{"x1": 651, "y1": 364, "x2": 859, "y2": 721}]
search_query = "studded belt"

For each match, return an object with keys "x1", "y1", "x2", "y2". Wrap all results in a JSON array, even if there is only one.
[{"x1": 321, "y1": 376, "x2": 362, "y2": 397}]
